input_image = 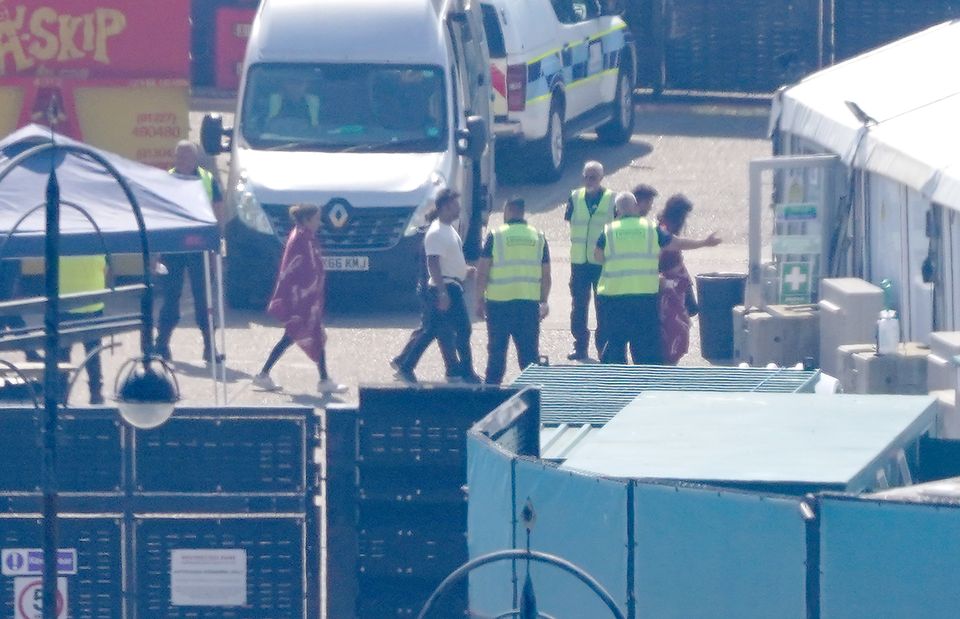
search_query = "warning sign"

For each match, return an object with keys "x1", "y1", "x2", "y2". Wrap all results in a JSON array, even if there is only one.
[{"x1": 14, "y1": 577, "x2": 68, "y2": 619}]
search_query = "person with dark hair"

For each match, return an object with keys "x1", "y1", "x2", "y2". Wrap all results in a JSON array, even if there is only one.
[
  {"x1": 658, "y1": 193, "x2": 699, "y2": 364},
  {"x1": 633, "y1": 183, "x2": 658, "y2": 217},
  {"x1": 564, "y1": 160, "x2": 615, "y2": 361},
  {"x1": 253, "y1": 204, "x2": 346, "y2": 394},
  {"x1": 475, "y1": 197, "x2": 551, "y2": 384},
  {"x1": 392, "y1": 188, "x2": 479, "y2": 383},
  {"x1": 594, "y1": 192, "x2": 720, "y2": 364}
]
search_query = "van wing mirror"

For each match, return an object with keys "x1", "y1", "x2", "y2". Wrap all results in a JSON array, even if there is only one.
[
  {"x1": 200, "y1": 113, "x2": 232, "y2": 155},
  {"x1": 457, "y1": 115, "x2": 487, "y2": 159}
]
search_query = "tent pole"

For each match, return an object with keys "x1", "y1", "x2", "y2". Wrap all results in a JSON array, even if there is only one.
[
  {"x1": 202, "y1": 250, "x2": 218, "y2": 404},
  {"x1": 215, "y1": 250, "x2": 227, "y2": 402}
]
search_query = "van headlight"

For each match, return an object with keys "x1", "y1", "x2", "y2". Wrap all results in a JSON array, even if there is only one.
[
  {"x1": 232, "y1": 174, "x2": 274, "y2": 235},
  {"x1": 404, "y1": 173, "x2": 446, "y2": 236}
]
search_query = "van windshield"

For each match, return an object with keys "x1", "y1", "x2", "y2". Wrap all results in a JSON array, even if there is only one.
[{"x1": 240, "y1": 63, "x2": 448, "y2": 152}]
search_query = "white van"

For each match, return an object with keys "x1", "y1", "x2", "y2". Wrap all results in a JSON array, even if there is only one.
[
  {"x1": 481, "y1": 0, "x2": 637, "y2": 180},
  {"x1": 202, "y1": 0, "x2": 494, "y2": 308}
]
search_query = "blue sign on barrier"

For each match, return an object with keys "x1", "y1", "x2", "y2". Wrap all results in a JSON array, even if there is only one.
[{"x1": 1, "y1": 549, "x2": 77, "y2": 576}]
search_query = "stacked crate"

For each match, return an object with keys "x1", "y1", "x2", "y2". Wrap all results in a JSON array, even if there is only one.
[
  {"x1": 0, "y1": 406, "x2": 320, "y2": 619},
  {"x1": 328, "y1": 385, "x2": 518, "y2": 618}
]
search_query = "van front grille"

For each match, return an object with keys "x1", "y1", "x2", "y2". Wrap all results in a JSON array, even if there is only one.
[{"x1": 263, "y1": 204, "x2": 414, "y2": 251}]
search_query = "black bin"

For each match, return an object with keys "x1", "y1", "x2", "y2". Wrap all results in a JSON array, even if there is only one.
[{"x1": 696, "y1": 272, "x2": 746, "y2": 360}]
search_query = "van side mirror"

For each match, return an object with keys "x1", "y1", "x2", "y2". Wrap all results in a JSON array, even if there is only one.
[
  {"x1": 201, "y1": 114, "x2": 232, "y2": 155},
  {"x1": 457, "y1": 115, "x2": 487, "y2": 159}
]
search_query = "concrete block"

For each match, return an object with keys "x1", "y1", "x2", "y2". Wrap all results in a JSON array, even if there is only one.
[
  {"x1": 927, "y1": 353, "x2": 954, "y2": 392},
  {"x1": 819, "y1": 278, "x2": 884, "y2": 376},
  {"x1": 741, "y1": 304, "x2": 819, "y2": 367},
  {"x1": 850, "y1": 342, "x2": 930, "y2": 395},
  {"x1": 836, "y1": 343, "x2": 877, "y2": 393},
  {"x1": 929, "y1": 331, "x2": 960, "y2": 357}
]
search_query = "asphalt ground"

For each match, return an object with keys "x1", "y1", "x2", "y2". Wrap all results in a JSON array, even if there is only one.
[{"x1": 44, "y1": 99, "x2": 773, "y2": 408}]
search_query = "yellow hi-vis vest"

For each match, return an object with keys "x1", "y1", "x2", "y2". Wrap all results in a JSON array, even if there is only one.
[
  {"x1": 569, "y1": 188, "x2": 614, "y2": 265},
  {"x1": 268, "y1": 93, "x2": 320, "y2": 127},
  {"x1": 59, "y1": 255, "x2": 107, "y2": 313},
  {"x1": 169, "y1": 167, "x2": 214, "y2": 201},
  {"x1": 597, "y1": 217, "x2": 660, "y2": 296},
  {"x1": 486, "y1": 223, "x2": 545, "y2": 302}
]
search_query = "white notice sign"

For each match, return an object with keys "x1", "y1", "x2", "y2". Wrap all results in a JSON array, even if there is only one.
[{"x1": 170, "y1": 549, "x2": 247, "y2": 607}]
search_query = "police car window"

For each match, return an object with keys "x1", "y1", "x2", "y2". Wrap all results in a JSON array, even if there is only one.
[
  {"x1": 572, "y1": 1, "x2": 600, "y2": 20},
  {"x1": 550, "y1": 0, "x2": 579, "y2": 24},
  {"x1": 481, "y1": 4, "x2": 505, "y2": 58}
]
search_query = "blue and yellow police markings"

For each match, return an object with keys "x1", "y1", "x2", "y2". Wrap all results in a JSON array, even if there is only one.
[{"x1": 527, "y1": 23, "x2": 626, "y2": 105}]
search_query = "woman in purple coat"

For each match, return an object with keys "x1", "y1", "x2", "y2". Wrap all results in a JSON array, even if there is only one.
[
  {"x1": 253, "y1": 204, "x2": 347, "y2": 394},
  {"x1": 658, "y1": 195, "x2": 698, "y2": 365}
]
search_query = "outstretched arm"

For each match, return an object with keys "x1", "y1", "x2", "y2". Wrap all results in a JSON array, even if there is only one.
[{"x1": 662, "y1": 231, "x2": 721, "y2": 252}]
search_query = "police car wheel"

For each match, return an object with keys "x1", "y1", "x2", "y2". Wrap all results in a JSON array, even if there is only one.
[
  {"x1": 531, "y1": 98, "x2": 565, "y2": 182},
  {"x1": 597, "y1": 69, "x2": 635, "y2": 145}
]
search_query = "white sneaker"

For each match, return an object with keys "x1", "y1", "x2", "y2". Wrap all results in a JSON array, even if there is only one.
[
  {"x1": 318, "y1": 379, "x2": 348, "y2": 394},
  {"x1": 252, "y1": 374, "x2": 280, "y2": 391}
]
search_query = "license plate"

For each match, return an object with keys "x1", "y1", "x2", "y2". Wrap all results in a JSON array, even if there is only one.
[{"x1": 323, "y1": 255, "x2": 369, "y2": 271}]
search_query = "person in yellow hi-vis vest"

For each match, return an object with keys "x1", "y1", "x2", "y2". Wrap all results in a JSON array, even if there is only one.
[
  {"x1": 594, "y1": 192, "x2": 720, "y2": 364},
  {"x1": 267, "y1": 77, "x2": 320, "y2": 128},
  {"x1": 563, "y1": 160, "x2": 615, "y2": 361},
  {"x1": 475, "y1": 197, "x2": 551, "y2": 384},
  {"x1": 157, "y1": 141, "x2": 224, "y2": 363},
  {"x1": 58, "y1": 255, "x2": 107, "y2": 404}
]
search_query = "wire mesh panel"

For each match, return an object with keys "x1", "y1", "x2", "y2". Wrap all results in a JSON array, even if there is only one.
[
  {"x1": 657, "y1": 0, "x2": 821, "y2": 93},
  {"x1": 513, "y1": 364, "x2": 820, "y2": 425},
  {"x1": 0, "y1": 515, "x2": 123, "y2": 619},
  {"x1": 834, "y1": 0, "x2": 960, "y2": 61}
]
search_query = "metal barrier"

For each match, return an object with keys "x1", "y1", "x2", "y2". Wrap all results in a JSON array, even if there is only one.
[
  {"x1": 0, "y1": 406, "x2": 319, "y2": 619},
  {"x1": 326, "y1": 385, "x2": 522, "y2": 619}
]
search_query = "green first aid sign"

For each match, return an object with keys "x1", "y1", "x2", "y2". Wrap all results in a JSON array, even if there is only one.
[{"x1": 779, "y1": 261, "x2": 812, "y2": 304}]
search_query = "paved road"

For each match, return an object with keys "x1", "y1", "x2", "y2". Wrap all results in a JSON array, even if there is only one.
[{"x1": 61, "y1": 99, "x2": 772, "y2": 408}]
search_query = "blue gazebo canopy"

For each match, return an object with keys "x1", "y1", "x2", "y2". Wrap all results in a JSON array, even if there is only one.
[{"x1": 0, "y1": 124, "x2": 219, "y2": 258}]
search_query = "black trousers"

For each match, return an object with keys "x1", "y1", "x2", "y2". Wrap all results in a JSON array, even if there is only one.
[
  {"x1": 395, "y1": 283, "x2": 474, "y2": 378},
  {"x1": 260, "y1": 334, "x2": 329, "y2": 380},
  {"x1": 484, "y1": 300, "x2": 539, "y2": 385},
  {"x1": 58, "y1": 309, "x2": 103, "y2": 401},
  {"x1": 569, "y1": 262, "x2": 606, "y2": 356},
  {"x1": 600, "y1": 294, "x2": 662, "y2": 365},
  {"x1": 157, "y1": 253, "x2": 212, "y2": 351}
]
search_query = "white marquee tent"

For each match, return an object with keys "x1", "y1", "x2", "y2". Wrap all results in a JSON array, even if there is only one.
[{"x1": 770, "y1": 19, "x2": 960, "y2": 339}]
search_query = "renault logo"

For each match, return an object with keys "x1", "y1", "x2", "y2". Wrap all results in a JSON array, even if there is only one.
[{"x1": 326, "y1": 201, "x2": 350, "y2": 229}]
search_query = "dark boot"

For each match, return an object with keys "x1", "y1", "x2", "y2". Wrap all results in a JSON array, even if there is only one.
[
  {"x1": 155, "y1": 331, "x2": 172, "y2": 361},
  {"x1": 201, "y1": 335, "x2": 225, "y2": 364}
]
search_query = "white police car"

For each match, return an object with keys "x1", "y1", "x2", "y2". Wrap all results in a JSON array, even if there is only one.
[{"x1": 481, "y1": 0, "x2": 637, "y2": 181}]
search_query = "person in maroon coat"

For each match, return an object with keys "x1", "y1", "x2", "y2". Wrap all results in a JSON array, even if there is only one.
[{"x1": 252, "y1": 204, "x2": 347, "y2": 394}]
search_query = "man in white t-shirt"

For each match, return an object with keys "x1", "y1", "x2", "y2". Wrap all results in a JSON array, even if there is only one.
[{"x1": 391, "y1": 188, "x2": 479, "y2": 383}]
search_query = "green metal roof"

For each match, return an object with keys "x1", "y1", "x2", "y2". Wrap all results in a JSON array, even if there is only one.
[{"x1": 512, "y1": 364, "x2": 821, "y2": 425}]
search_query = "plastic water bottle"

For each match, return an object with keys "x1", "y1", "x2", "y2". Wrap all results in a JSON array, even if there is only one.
[
  {"x1": 880, "y1": 278, "x2": 896, "y2": 311},
  {"x1": 876, "y1": 309, "x2": 899, "y2": 355}
]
